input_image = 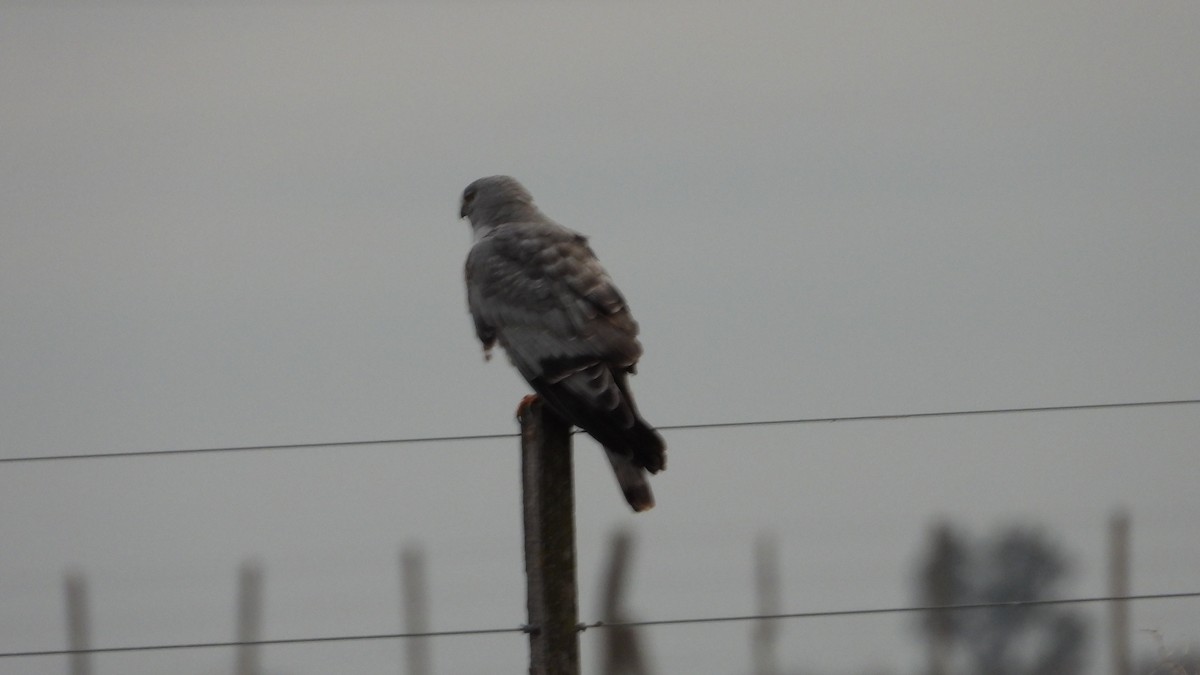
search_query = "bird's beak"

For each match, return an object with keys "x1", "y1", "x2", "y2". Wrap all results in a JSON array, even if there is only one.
[{"x1": 460, "y1": 190, "x2": 475, "y2": 220}]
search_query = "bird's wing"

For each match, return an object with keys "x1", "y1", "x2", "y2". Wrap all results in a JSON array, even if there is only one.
[
  {"x1": 465, "y1": 221, "x2": 642, "y2": 382},
  {"x1": 466, "y1": 219, "x2": 666, "y2": 507}
]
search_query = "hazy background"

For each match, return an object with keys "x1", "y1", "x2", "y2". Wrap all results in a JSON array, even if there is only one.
[{"x1": 1, "y1": 2, "x2": 1198, "y2": 674}]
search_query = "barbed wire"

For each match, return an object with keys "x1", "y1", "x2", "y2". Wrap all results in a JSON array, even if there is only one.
[
  {"x1": 2, "y1": 398, "x2": 1197, "y2": 465},
  {"x1": 2, "y1": 591, "x2": 1196, "y2": 659}
]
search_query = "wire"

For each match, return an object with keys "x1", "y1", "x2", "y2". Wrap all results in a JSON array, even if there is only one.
[
  {"x1": 0, "y1": 432, "x2": 517, "y2": 465},
  {"x1": 2, "y1": 393, "x2": 1200, "y2": 461},
  {"x1": 2, "y1": 398, "x2": 1197, "y2": 464},
  {"x1": 655, "y1": 398, "x2": 1200, "y2": 432},
  {"x1": 581, "y1": 591, "x2": 1200, "y2": 630},
  {"x1": 0, "y1": 626, "x2": 524, "y2": 659},
  {"x1": 2, "y1": 591, "x2": 1195, "y2": 659}
]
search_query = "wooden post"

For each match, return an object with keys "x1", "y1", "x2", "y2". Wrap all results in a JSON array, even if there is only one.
[
  {"x1": 64, "y1": 572, "x2": 92, "y2": 675},
  {"x1": 752, "y1": 534, "x2": 780, "y2": 675},
  {"x1": 401, "y1": 545, "x2": 431, "y2": 675},
  {"x1": 1109, "y1": 511, "x2": 1131, "y2": 675},
  {"x1": 235, "y1": 562, "x2": 263, "y2": 675},
  {"x1": 520, "y1": 398, "x2": 580, "y2": 675},
  {"x1": 599, "y1": 529, "x2": 650, "y2": 675}
]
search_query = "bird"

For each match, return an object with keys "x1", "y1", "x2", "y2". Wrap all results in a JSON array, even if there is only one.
[{"x1": 458, "y1": 175, "x2": 666, "y2": 512}]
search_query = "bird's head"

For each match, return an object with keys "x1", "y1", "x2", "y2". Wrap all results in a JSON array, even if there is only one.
[{"x1": 459, "y1": 175, "x2": 538, "y2": 228}]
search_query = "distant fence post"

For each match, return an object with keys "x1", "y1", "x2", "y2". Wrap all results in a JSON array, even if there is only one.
[
  {"x1": 752, "y1": 534, "x2": 780, "y2": 675},
  {"x1": 64, "y1": 572, "x2": 92, "y2": 675},
  {"x1": 599, "y1": 529, "x2": 651, "y2": 675},
  {"x1": 520, "y1": 398, "x2": 580, "y2": 675},
  {"x1": 235, "y1": 562, "x2": 263, "y2": 675},
  {"x1": 1109, "y1": 511, "x2": 1131, "y2": 675},
  {"x1": 401, "y1": 545, "x2": 431, "y2": 675}
]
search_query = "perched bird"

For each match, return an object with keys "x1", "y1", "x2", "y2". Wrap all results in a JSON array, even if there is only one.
[{"x1": 458, "y1": 175, "x2": 666, "y2": 511}]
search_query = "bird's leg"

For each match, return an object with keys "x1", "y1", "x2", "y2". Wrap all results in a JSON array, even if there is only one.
[{"x1": 515, "y1": 394, "x2": 540, "y2": 422}]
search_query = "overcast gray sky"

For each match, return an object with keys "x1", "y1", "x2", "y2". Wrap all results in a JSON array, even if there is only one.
[{"x1": 2, "y1": 3, "x2": 1198, "y2": 674}]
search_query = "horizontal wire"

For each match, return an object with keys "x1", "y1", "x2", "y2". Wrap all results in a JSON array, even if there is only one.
[
  {"x1": 0, "y1": 432, "x2": 517, "y2": 465},
  {"x1": 0, "y1": 626, "x2": 524, "y2": 659},
  {"x1": 2, "y1": 398, "x2": 1197, "y2": 465},
  {"x1": 655, "y1": 398, "x2": 1200, "y2": 432},
  {"x1": 2, "y1": 591, "x2": 1195, "y2": 659},
  {"x1": 582, "y1": 591, "x2": 1200, "y2": 630}
]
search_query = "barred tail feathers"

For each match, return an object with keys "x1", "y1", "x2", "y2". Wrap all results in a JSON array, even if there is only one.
[{"x1": 605, "y1": 449, "x2": 655, "y2": 512}]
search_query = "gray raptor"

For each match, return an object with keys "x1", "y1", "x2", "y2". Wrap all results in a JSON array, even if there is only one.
[{"x1": 458, "y1": 175, "x2": 666, "y2": 511}]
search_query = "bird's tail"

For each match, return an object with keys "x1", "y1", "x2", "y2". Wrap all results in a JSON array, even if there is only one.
[
  {"x1": 627, "y1": 417, "x2": 666, "y2": 474},
  {"x1": 605, "y1": 449, "x2": 655, "y2": 512}
]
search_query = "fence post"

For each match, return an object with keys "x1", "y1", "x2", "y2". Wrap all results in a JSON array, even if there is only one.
[
  {"x1": 401, "y1": 545, "x2": 431, "y2": 675},
  {"x1": 520, "y1": 398, "x2": 580, "y2": 675},
  {"x1": 752, "y1": 534, "x2": 780, "y2": 675},
  {"x1": 1109, "y1": 511, "x2": 1131, "y2": 675},
  {"x1": 599, "y1": 529, "x2": 650, "y2": 675},
  {"x1": 64, "y1": 572, "x2": 92, "y2": 675},
  {"x1": 235, "y1": 562, "x2": 263, "y2": 675}
]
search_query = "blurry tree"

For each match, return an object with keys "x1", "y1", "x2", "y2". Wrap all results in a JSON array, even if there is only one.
[
  {"x1": 917, "y1": 523, "x2": 968, "y2": 675},
  {"x1": 913, "y1": 523, "x2": 1087, "y2": 675}
]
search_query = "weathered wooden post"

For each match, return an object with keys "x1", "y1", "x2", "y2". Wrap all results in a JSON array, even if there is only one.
[
  {"x1": 752, "y1": 534, "x2": 780, "y2": 675},
  {"x1": 235, "y1": 562, "x2": 263, "y2": 675},
  {"x1": 1109, "y1": 511, "x2": 1131, "y2": 675},
  {"x1": 599, "y1": 529, "x2": 650, "y2": 675},
  {"x1": 520, "y1": 398, "x2": 580, "y2": 675},
  {"x1": 401, "y1": 545, "x2": 431, "y2": 675},
  {"x1": 64, "y1": 572, "x2": 92, "y2": 675}
]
